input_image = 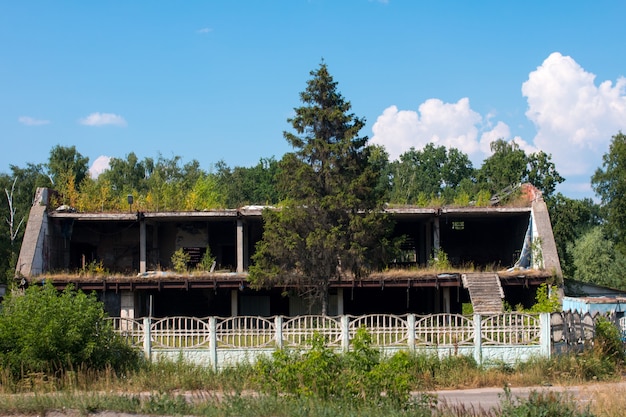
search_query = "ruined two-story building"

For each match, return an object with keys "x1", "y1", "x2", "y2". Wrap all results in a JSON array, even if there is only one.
[{"x1": 15, "y1": 185, "x2": 562, "y2": 319}]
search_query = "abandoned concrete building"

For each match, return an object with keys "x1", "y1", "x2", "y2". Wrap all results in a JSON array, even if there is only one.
[{"x1": 15, "y1": 186, "x2": 562, "y2": 319}]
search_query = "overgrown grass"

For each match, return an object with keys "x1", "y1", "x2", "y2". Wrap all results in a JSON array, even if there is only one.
[
  {"x1": 0, "y1": 387, "x2": 616, "y2": 416},
  {"x1": 0, "y1": 331, "x2": 624, "y2": 416},
  {"x1": 0, "y1": 349, "x2": 622, "y2": 393}
]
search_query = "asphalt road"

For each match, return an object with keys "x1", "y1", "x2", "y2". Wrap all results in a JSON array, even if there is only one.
[{"x1": 427, "y1": 381, "x2": 626, "y2": 411}]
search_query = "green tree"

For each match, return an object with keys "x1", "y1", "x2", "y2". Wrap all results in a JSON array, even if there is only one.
[
  {"x1": 478, "y1": 139, "x2": 563, "y2": 199},
  {"x1": 546, "y1": 193, "x2": 601, "y2": 277},
  {"x1": 249, "y1": 62, "x2": 395, "y2": 314},
  {"x1": 215, "y1": 157, "x2": 282, "y2": 207},
  {"x1": 527, "y1": 150, "x2": 565, "y2": 198},
  {"x1": 478, "y1": 139, "x2": 528, "y2": 194},
  {"x1": 388, "y1": 144, "x2": 474, "y2": 204},
  {"x1": 0, "y1": 283, "x2": 139, "y2": 377},
  {"x1": 591, "y1": 132, "x2": 626, "y2": 254},
  {"x1": 100, "y1": 152, "x2": 151, "y2": 196},
  {"x1": 185, "y1": 173, "x2": 224, "y2": 210},
  {"x1": 569, "y1": 226, "x2": 626, "y2": 289},
  {"x1": 46, "y1": 145, "x2": 89, "y2": 188}
]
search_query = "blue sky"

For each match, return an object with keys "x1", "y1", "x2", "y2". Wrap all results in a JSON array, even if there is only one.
[{"x1": 2, "y1": 1, "x2": 626, "y2": 200}]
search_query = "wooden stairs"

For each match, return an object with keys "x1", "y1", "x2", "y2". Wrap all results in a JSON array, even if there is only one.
[{"x1": 462, "y1": 273, "x2": 504, "y2": 314}]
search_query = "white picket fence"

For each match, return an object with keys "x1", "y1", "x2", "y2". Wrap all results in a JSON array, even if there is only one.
[{"x1": 109, "y1": 313, "x2": 551, "y2": 369}]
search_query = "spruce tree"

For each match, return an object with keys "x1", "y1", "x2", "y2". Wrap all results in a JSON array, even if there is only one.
[{"x1": 249, "y1": 62, "x2": 394, "y2": 315}]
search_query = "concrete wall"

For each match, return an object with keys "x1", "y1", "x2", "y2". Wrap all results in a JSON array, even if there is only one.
[
  {"x1": 16, "y1": 188, "x2": 49, "y2": 277},
  {"x1": 532, "y1": 198, "x2": 563, "y2": 279},
  {"x1": 128, "y1": 313, "x2": 552, "y2": 370},
  {"x1": 151, "y1": 345, "x2": 546, "y2": 371}
]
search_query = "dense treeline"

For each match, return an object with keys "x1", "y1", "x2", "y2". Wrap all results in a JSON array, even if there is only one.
[
  {"x1": 0, "y1": 134, "x2": 623, "y2": 290},
  {"x1": 4, "y1": 139, "x2": 564, "y2": 213},
  {"x1": 2, "y1": 71, "x2": 626, "y2": 294}
]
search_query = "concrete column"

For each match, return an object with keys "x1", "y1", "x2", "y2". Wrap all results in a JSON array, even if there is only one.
[
  {"x1": 275, "y1": 316, "x2": 283, "y2": 349},
  {"x1": 337, "y1": 288, "x2": 344, "y2": 315},
  {"x1": 143, "y1": 316, "x2": 152, "y2": 361},
  {"x1": 139, "y1": 219, "x2": 146, "y2": 273},
  {"x1": 341, "y1": 315, "x2": 350, "y2": 352},
  {"x1": 209, "y1": 317, "x2": 218, "y2": 371},
  {"x1": 236, "y1": 219, "x2": 244, "y2": 273},
  {"x1": 407, "y1": 314, "x2": 416, "y2": 351},
  {"x1": 433, "y1": 217, "x2": 440, "y2": 254},
  {"x1": 540, "y1": 313, "x2": 551, "y2": 359},
  {"x1": 473, "y1": 314, "x2": 482, "y2": 365},
  {"x1": 230, "y1": 289, "x2": 238, "y2": 316},
  {"x1": 443, "y1": 287, "x2": 451, "y2": 313},
  {"x1": 425, "y1": 222, "x2": 432, "y2": 265},
  {"x1": 121, "y1": 291, "x2": 135, "y2": 319}
]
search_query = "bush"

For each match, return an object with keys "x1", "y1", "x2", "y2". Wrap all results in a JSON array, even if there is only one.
[
  {"x1": 593, "y1": 317, "x2": 625, "y2": 366},
  {"x1": 255, "y1": 329, "x2": 420, "y2": 409},
  {"x1": 0, "y1": 282, "x2": 140, "y2": 377},
  {"x1": 499, "y1": 387, "x2": 595, "y2": 417},
  {"x1": 171, "y1": 248, "x2": 190, "y2": 273}
]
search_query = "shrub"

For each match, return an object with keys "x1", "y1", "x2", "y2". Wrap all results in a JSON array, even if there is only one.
[
  {"x1": 0, "y1": 282, "x2": 140, "y2": 378},
  {"x1": 428, "y1": 249, "x2": 451, "y2": 270},
  {"x1": 255, "y1": 333, "x2": 341, "y2": 399},
  {"x1": 593, "y1": 317, "x2": 625, "y2": 366},
  {"x1": 255, "y1": 329, "x2": 418, "y2": 408},
  {"x1": 499, "y1": 387, "x2": 595, "y2": 417},
  {"x1": 196, "y1": 247, "x2": 215, "y2": 272},
  {"x1": 170, "y1": 248, "x2": 190, "y2": 273},
  {"x1": 529, "y1": 283, "x2": 560, "y2": 313}
]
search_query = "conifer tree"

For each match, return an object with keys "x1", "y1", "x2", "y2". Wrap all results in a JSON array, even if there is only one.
[{"x1": 249, "y1": 62, "x2": 394, "y2": 314}]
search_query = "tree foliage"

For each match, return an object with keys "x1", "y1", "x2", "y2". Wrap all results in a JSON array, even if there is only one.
[
  {"x1": 249, "y1": 63, "x2": 395, "y2": 314},
  {"x1": 569, "y1": 226, "x2": 626, "y2": 290},
  {"x1": 546, "y1": 193, "x2": 601, "y2": 278},
  {"x1": 0, "y1": 283, "x2": 139, "y2": 377},
  {"x1": 388, "y1": 144, "x2": 474, "y2": 205},
  {"x1": 477, "y1": 139, "x2": 563, "y2": 198},
  {"x1": 215, "y1": 157, "x2": 283, "y2": 207},
  {"x1": 591, "y1": 132, "x2": 626, "y2": 254},
  {"x1": 47, "y1": 145, "x2": 90, "y2": 187}
]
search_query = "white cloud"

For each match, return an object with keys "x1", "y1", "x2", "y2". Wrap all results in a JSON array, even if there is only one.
[
  {"x1": 88, "y1": 155, "x2": 111, "y2": 178},
  {"x1": 522, "y1": 52, "x2": 626, "y2": 176},
  {"x1": 18, "y1": 116, "x2": 50, "y2": 126},
  {"x1": 196, "y1": 27, "x2": 212, "y2": 34},
  {"x1": 79, "y1": 112, "x2": 127, "y2": 127},
  {"x1": 370, "y1": 52, "x2": 626, "y2": 198},
  {"x1": 371, "y1": 98, "x2": 502, "y2": 164}
]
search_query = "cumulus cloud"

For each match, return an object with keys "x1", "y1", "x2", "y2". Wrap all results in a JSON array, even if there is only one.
[
  {"x1": 196, "y1": 27, "x2": 212, "y2": 34},
  {"x1": 371, "y1": 98, "x2": 500, "y2": 164},
  {"x1": 18, "y1": 116, "x2": 50, "y2": 126},
  {"x1": 522, "y1": 52, "x2": 626, "y2": 176},
  {"x1": 370, "y1": 52, "x2": 626, "y2": 196},
  {"x1": 88, "y1": 155, "x2": 111, "y2": 178},
  {"x1": 79, "y1": 112, "x2": 127, "y2": 127}
]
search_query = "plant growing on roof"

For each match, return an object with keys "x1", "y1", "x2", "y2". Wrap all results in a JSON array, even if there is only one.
[
  {"x1": 171, "y1": 248, "x2": 190, "y2": 274},
  {"x1": 197, "y1": 246, "x2": 216, "y2": 272}
]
